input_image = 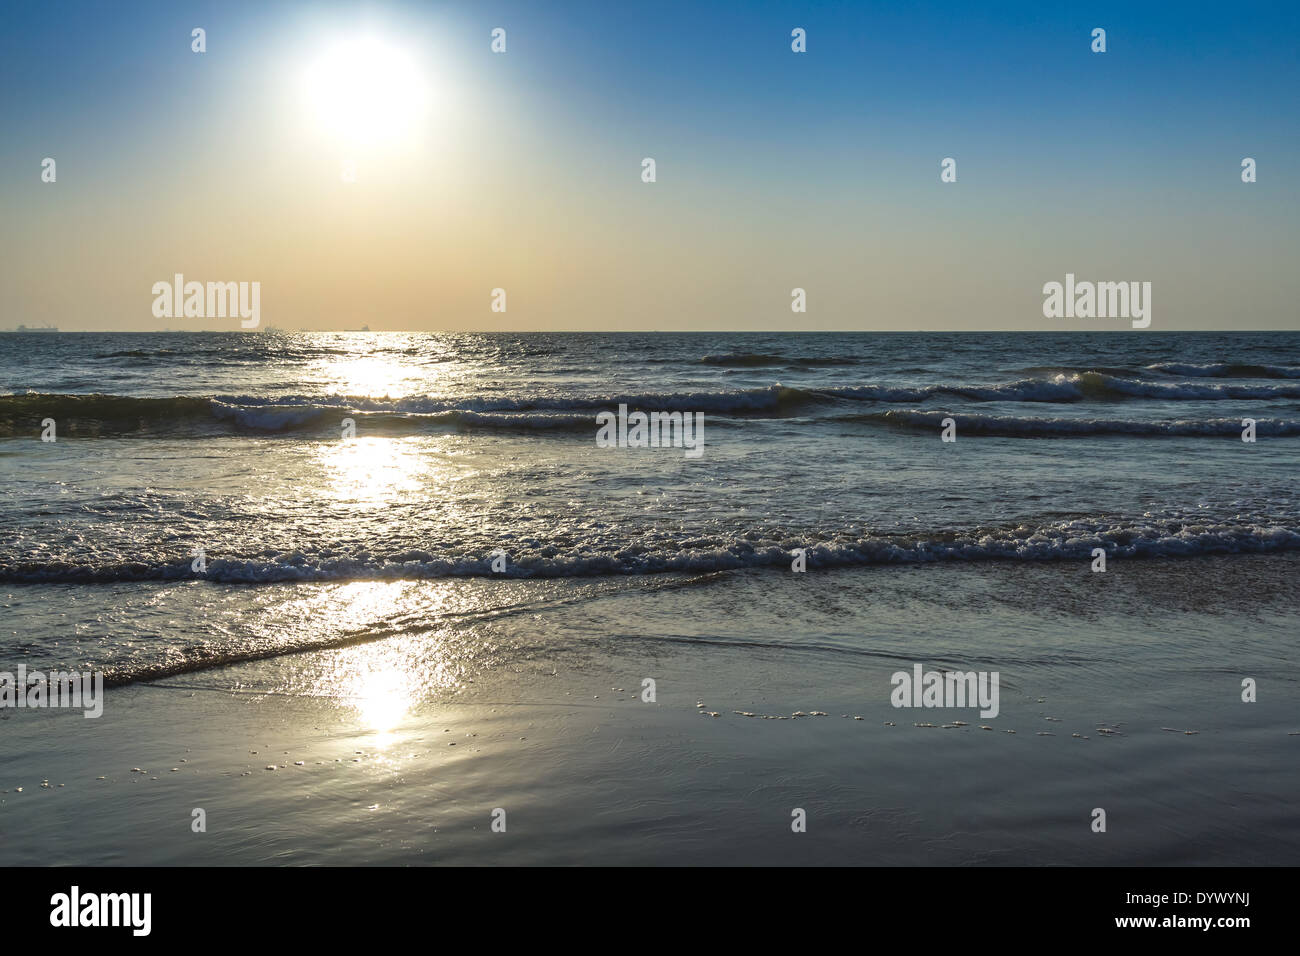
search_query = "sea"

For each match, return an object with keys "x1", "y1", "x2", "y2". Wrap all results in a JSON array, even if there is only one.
[{"x1": 2, "y1": 330, "x2": 1298, "y2": 686}]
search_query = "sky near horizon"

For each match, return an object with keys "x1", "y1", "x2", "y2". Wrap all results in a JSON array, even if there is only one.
[{"x1": 2, "y1": 0, "x2": 1297, "y2": 332}]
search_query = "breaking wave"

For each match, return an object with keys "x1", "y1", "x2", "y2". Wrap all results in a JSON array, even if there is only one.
[
  {"x1": 1146, "y1": 362, "x2": 1300, "y2": 379},
  {"x1": 862, "y1": 409, "x2": 1300, "y2": 437},
  {"x1": 5, "y1": 369, "x2": 1300, "y2": 438},
  {"x1": 2, "y1": 516, "x2": 1297, "y2": 584}
]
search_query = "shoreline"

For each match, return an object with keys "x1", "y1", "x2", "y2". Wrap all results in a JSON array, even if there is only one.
[{"x1": 4, "y1": 557, "x2": 1298, "y2": 866}]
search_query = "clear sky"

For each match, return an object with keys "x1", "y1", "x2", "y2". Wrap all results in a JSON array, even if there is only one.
[{"x1": 2, "y1": 0, "x2": 1297, "y2": 331}]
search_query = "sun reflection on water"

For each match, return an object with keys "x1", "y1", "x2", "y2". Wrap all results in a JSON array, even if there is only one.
[
  {"x1": 354, "y1": 666, "x2": 409, "y2": 735},
  {"x1": 251, "y1": 581, "x2": 495, "y2": 744},
  {"x1": 311, "y1": 348, "x2": 433, "y2": 399},
  {"x1": 316, "y1": 436, "x2": 425, "y2": 504}
]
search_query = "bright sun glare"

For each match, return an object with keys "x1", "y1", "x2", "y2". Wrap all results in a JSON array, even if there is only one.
[{"x1": 301, "y1": 36, "x2": 430, "y2": 145}]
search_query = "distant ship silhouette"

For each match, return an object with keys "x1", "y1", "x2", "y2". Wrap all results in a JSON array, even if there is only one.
[{"x1": 5, "y1": 323, "x2": 59, "y2": 332}]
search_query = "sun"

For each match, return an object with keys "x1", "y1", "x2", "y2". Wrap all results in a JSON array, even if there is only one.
[{"x1": 301, "y1": 36, "x2": 430, "y2": 145}]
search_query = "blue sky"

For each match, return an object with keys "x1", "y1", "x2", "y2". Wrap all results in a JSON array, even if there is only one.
[{"x1": 2, "y1": 0, "x2": 1297, "y2": 329}]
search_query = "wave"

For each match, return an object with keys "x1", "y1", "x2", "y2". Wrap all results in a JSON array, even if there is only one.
[
  {"x1": 0, "y1": 393, "x2": 220, "y2": 434},
  {"x1": 209, "y1": 403, "x2": 604, "y2": 433},
  {"x1": 1017, "y1": 365, "x2": 1145, "y2": 379},
  {"x1": 0, "y1": 390, "x2": 808, "y2": 437},
  {"x1": 6, "y1": 371, "x2": 1299, "y2": 437},
  {"x1": 92, "y1": 348, "x2": 182, "y2": 359},
  {"x1": 0, "y1": 393, "x2": 614, "y2": 436},
  {"x1": 3, "y1": 517, "x2": 1297, "y2": 584},
  {"x1": 1070, "y1": 370, "x2": 1300, "y2": 400},
  {"x1": 700, "y1": 352, "x2": 858, "y2": 367},
  {"x1": 87, "y1": 572, "x2": 730, "y2": 687},
  {"x1": 1147, "y1": 362, "x2": 1300, "y2": 379},
  {"x1": 210, "y1": 385, "x2": 820, "y2": 415},
  {"x1": 858, "y1": 409, "x2": 1300, "y2": 437}
]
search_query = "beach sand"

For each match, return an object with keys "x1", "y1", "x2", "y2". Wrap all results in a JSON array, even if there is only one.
[{"x1": 4, "y1": 555, "x2": 1298, "y2": 866}]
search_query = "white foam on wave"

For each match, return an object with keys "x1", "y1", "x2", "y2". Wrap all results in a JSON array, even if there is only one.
[
  {"x1": 877, "y1": 409, "x2": 1300, "y2": 436},
  {"x1": 208, "y1": 401, "x2": 333, "y2": 431},
  {"x1": 210, "y1": 385, "x2": 806, "y2": 415},
  {"x1": 1073, "y1": 371, "x2": 1300, "y2": 399},
  {"x1": 1147, "y1": 362, "x2": 1300, "y2": 379},
  {"x1": 207, "y1": 401, "x2": 605, "y2": 432},
  {"x1": 5, "y1": 517, "x2": 1298, "y2": 583}
]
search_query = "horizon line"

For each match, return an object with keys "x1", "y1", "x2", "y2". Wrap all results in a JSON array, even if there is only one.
[{"x1": 15, "y1": 328, "x2": 1296, "y2": 335}]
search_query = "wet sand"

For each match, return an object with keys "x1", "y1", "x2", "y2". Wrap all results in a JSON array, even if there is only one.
[{"x1": 3, "y1": 557, "x2": 1299, "y2": 865}]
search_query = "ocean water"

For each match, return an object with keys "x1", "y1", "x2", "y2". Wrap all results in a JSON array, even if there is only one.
[
  {"x1": 1, "y1": 330, "x2": 1298, "y2": 686},
  {"x1": 3, "y1": 330, "x2": 1300, "y2": 865}
]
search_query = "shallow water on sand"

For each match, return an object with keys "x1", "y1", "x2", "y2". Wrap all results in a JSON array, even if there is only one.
[{"x1": 2, "y1": 557, "x2": 1297, "y2": 865}]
